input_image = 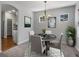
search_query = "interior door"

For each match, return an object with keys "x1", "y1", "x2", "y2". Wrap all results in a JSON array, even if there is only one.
[
  {"x1": 1, "y1": 12, "x2": 4, "y2": 38},
  {"x1": 7, "y1": 19, "x2": 12, "y2": 36}
]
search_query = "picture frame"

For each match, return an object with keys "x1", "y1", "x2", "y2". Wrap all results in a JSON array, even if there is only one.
[
  {"x1": 48, "y1": 17, "x2": 56, "y2": 28},
  {"x1": 24, "y1": 16, "x2": 31, "y2": 27},
  {"x1": 60, "y1": 13, "x2": 68, "y2": 21}
]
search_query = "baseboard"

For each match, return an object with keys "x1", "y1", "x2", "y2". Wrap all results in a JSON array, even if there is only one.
[{"x1": 17, "y1": 39, "x2": 29, "y2": 45}]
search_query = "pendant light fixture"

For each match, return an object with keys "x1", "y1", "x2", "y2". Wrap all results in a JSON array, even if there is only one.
[{"x1": 44, "y1": 1, "x2": 47, "y2": 20}]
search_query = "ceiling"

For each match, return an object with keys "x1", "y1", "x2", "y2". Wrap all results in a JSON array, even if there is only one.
[
  {"x1": 13, "y1": 1, "x2": 77, "y2": 12},
  {"x1": 1, "y1": 1, "x2": 77, "y2": 12}
]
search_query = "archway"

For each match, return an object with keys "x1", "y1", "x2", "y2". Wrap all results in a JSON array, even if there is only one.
[{"x1": 1, "y1": 4, "x2": 18, "y2": 51}]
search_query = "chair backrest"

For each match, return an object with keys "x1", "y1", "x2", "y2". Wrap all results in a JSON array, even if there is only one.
[
  {"x1": 31, "y1": 35, "x2": 42, "y2": 54},
  {"x1": 59, "y1": 33, "x2": 63, "y2": 53},
  {"x1": 45, "y1": 30, "x2": 52, "y2": 34},
  {"x1": 29, "y1": 31, "x2": 35, "y2": 35},
  {"x1": 29, "y1": 31, "x2": 35, "y2": 42}
]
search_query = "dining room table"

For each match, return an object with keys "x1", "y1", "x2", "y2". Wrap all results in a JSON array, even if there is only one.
[{"x1": 38, "y1": 33, "x2": 56, "y2": 55}]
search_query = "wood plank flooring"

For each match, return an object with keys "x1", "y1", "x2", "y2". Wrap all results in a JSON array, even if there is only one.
[{"x1": 2, "y1": 36, "x2": 16, "y2": 51}]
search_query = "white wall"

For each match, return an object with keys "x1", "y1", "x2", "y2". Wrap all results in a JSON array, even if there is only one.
[
  {"x1": 75, "y1": 2, "x2": 79, "y2": 52},
  {"x1": 0, "y1": 1, "x2": 33, "y2": 51},
  {"x1": 17, "y1": 9, "x2": 33, "y2": 44}
]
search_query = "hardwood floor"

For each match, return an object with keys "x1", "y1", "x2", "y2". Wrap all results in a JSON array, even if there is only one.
[{"x1": 2, "y1": 36, "x2": 16, "y2": 51}]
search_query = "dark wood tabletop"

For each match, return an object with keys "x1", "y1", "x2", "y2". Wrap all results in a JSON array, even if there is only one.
[{"x1": 38, "y1": 34, "x2": 56, "y2": 41}]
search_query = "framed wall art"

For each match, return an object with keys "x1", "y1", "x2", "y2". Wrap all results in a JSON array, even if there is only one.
[
  {"x1": 24, "y1": 16, "x2": 31, "y2": 27},
  {"x1": 60, "y1": 13, "x2": 68, "y2": 21},
  {"x1": 48, "y1": 17, "x2": 56, "y2": 28}
]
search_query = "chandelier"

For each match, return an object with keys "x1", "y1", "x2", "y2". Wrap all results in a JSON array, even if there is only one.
[{"x1": 44, "y1": 1, "x2": 47, "y2": 20}]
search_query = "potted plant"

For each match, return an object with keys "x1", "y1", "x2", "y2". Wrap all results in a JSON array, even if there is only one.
[{"x1": 65, "y1": 26, "x2": 76, "y2": 47}]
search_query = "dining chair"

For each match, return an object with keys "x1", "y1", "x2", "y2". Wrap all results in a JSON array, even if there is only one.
[
  {"x1": 31, "y1": 35, "x2": 46, "y2": 56},
  {"x1": 50, "y1": 33, "x2": 63, "y2": 49},
  {"x1": 29, "y1": 30, "x2": 35, "y2": 42},
  {"x1": 26, "y1": 30, "x2": 35, "y2": 56},
  {"x1": 29, "y1": 30, "x2": 35, "y2": 35},
  {"x1": 47, "y1": 33, "x2": 64, "y2": 57}
]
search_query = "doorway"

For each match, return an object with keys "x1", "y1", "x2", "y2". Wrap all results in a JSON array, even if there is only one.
[{"x1": 1, "y1": 4, "x2": 18, "y2": 51}]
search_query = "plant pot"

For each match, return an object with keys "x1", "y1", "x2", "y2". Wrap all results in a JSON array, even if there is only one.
[{"x1": 67, "y1": 37, "x2": 74, "y2": 47}]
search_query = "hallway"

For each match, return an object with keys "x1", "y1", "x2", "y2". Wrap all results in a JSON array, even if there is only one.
[{"x1": 2, "y1": 36, "x2": 16, "y2": 51}]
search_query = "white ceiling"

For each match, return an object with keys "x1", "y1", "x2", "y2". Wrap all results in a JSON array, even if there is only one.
[
  {"x1": 13, "y1": 1, "x2": 77, "y2": 12},
  {"x1": 1, "y1": 1, "x2": 77, "y2": 12}
]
